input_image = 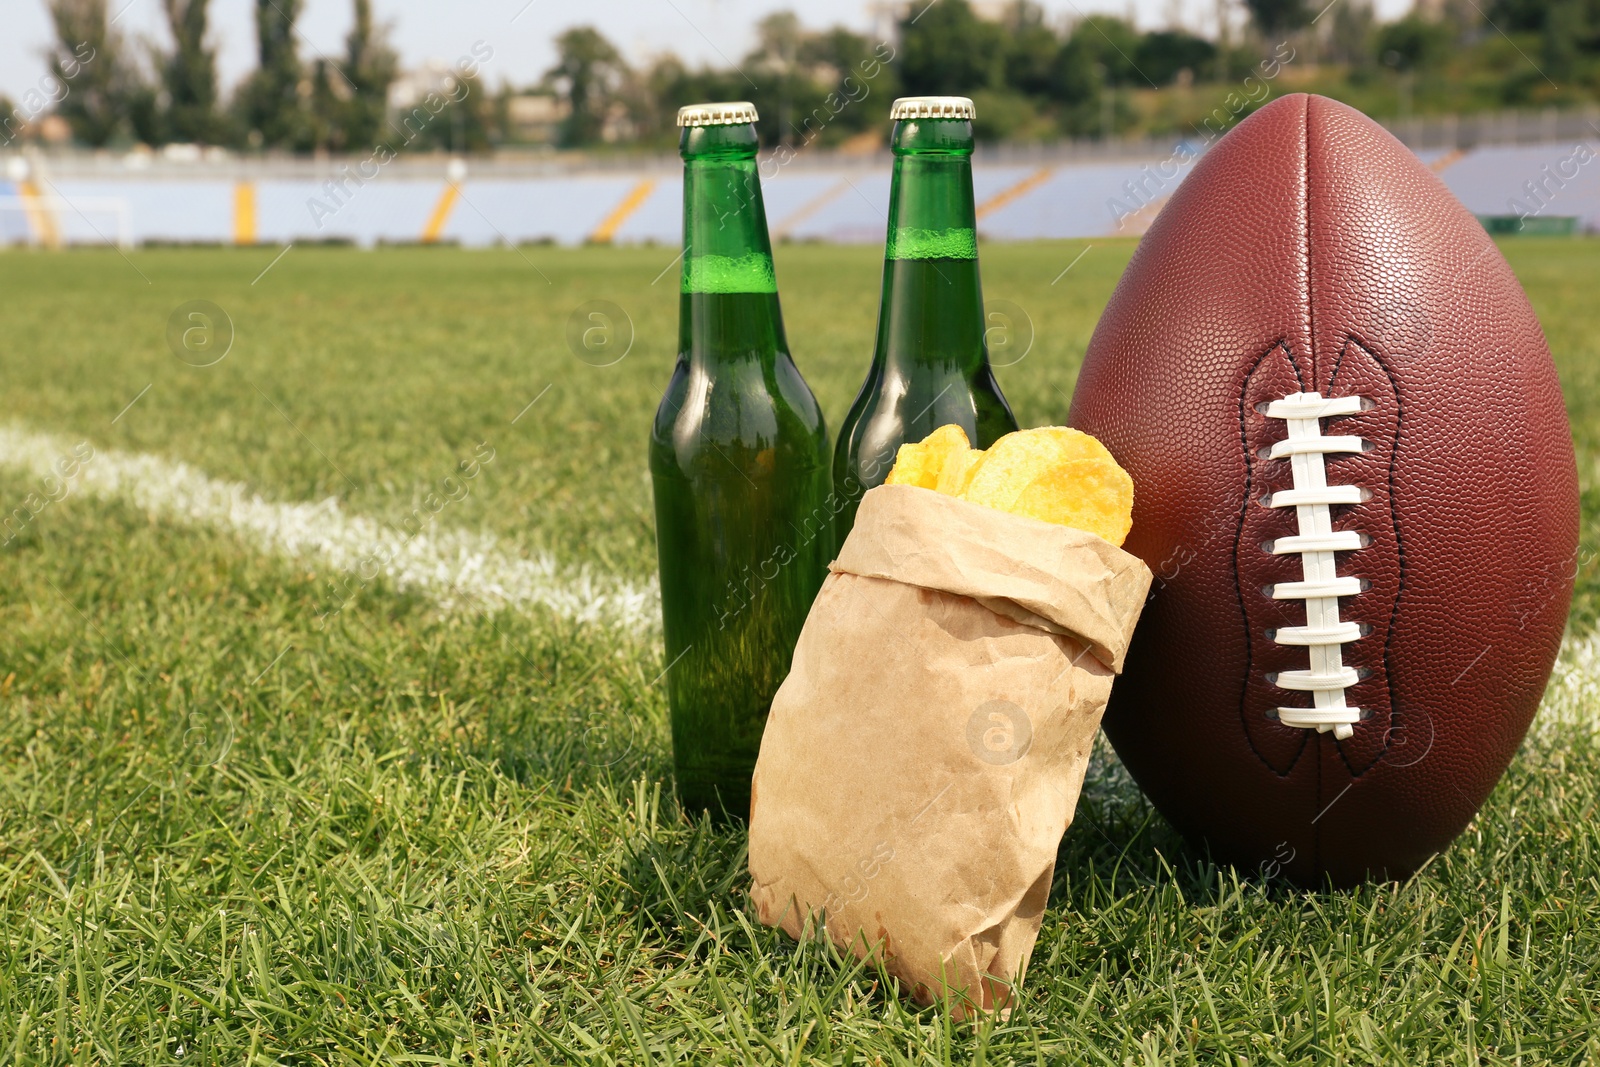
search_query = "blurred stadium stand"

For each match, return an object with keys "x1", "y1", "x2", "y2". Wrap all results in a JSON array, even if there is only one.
[{"x1": 2, "y1": 119, "x2": 1596, "y2": 249}]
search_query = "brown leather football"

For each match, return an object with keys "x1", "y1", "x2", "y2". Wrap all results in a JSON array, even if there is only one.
[{"x1": 1068, "y1": 93, "x2": 1579, "y2": 887}]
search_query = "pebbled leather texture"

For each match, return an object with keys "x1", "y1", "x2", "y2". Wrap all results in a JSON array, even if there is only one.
[{"x1": 1068, "y1": 94, "x2": 1579, "y2": 886}]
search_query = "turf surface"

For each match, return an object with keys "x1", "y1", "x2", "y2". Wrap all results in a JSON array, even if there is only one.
[{"x1": 0, "y1": 239, "x2": 1597, "y2": 1063}]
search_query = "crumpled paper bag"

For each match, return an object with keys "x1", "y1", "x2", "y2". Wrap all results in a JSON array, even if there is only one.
[{"x1": 748, "y1": 483, "x2": 1151, "y2": 1013}]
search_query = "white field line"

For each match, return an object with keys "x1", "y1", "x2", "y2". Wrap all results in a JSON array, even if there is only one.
[
  {"x1": 1537, "y1": 628, "x2": 1600, "y2": 737},
  {"x1": 0, "y1": 426, "x2": 660, "y2": 633}
]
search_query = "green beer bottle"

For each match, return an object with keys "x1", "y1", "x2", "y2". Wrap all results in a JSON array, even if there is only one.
[
  {"x1": 649, "y1": 102, "x2": 832, "y2": 818},
  {"x1": 832, "y1": 96, "x2": 1018, "y2": 542}
]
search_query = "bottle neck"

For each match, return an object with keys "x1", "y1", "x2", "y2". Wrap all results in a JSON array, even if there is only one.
[
  {"x1": 884, "y1": 117, "x2": 979, "y2": 261},
  {"x1": 679, "y1": 123, "x2": 787, "y2": 367},
  {"x1": 874, "y1": 118, "x2": 986, "y2": 372}
]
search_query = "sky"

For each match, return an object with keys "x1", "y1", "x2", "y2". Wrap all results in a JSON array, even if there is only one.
[{"x1": 1, "y1": 0, "x2": 1416, "y2": 103}]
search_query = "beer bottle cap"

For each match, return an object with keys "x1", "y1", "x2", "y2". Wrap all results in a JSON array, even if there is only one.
[
  {"x1": 676, "y1": 102, "x2": 760, "y2": 127},
  {"x1": 889, "y1": 96, "x2": 976, "y2": 121}
]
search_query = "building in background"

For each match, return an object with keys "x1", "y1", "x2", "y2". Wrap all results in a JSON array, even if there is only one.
[{"x1": 505, "y1": 94, "x2": 568, "y2": 145}]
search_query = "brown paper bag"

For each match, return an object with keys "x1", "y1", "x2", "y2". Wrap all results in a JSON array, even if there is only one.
[{"x1": 747, "y1": 483, "x2": 1151, "y2": 1013}]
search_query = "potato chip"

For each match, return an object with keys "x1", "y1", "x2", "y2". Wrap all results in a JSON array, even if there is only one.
[
  {"x1": 1029, "y1": 426, "x2": 1115, "y2": 466},
  {"x1": 886, "y1": 424, "x2": 973, "y2": 490},
  {"x1": 919, "y1": 423, "x2": 971, "y2": 466},
  {"x1": 935, "y1": 447, "x2": 983, "y2": 496},
  {"x1": 1007, "y1": 457, "x2": 1135, "y2": 546},
  {"x1": 887, "y1": 423, "x2": 1133, "y2": 545},
  {"x1": 959, "y1": 430, "x2": 1075, "y2": 513},
  {"x1": 884, "y1": 442, "x2": 938, "y2": 488}
]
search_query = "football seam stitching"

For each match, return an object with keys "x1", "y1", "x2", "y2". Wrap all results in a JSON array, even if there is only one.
[
  {"x1": 1235, "y1": 339, "x2": 1309, "y2": 780},
  {"x1": 1328, "y1": 335, "x2": 1407, "y2": 780},
  {"x1": 1325, "y1": 340, "x2": 1369, "y2": 777}
]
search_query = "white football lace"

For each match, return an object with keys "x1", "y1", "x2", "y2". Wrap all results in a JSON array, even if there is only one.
[{"x1": 1261, "y1": 391, "x2": 1369, "y2": 740}]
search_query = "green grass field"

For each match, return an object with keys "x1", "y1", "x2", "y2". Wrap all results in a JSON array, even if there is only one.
[{"x1": 0, "y1": 238, "x2": 1597, "y2": 1064}]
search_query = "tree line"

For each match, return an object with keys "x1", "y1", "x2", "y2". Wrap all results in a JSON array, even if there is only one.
[
  {"x1": 559, "y1": 0, "x2": 1600, "y2": 147},
  {"x1": 4, "y1": 0, "x2": 1597, "y2": 154},
  {"x1": 5, "y1": 0, "x2": 412, "y2": 152}
]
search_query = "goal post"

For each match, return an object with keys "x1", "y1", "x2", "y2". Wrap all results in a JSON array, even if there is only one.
[{"x1": 0, "y1": 193, "x2": 133, "y2": 249}]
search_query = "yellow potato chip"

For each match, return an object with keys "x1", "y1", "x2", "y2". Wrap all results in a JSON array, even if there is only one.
[
  {"x1": 935, "y1": 447, "x2": 983, "y2": 496},
  {"x1": 919, "y1": 423, "x2": 971, "y2": 461},
  {"x1": 884, "y1": 442, "x2": 938, "y2": 488},
  {"x1": 890, "y1": 424, "x2": 1134, "y2": 544},
  {"x1": 923, "y1": 424, "x2": 975, "y2": 495},
  {"x1": 887, "y1": 424, "x2": 974, "y2": 490},
  {"x1": 1030, "y1": 426, "x2": 1116, "y2": 466},
  {"x1": 915, "y1": 424, "x2": 972, "y2": 490},
  {"x1": 959, "y1": 430, "x2": 1075, "y2": 513},
  {"x1": 1008, "y1": 457, "x2": 1135, "y2": 546}
]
